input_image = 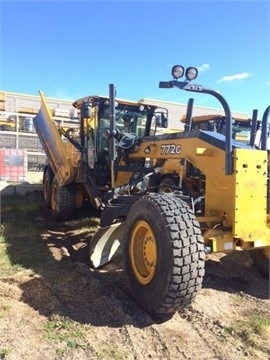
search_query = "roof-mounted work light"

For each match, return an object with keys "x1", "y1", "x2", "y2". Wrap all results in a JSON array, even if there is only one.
[
  {"x1": 185, "y1": 67, "x2": 198, "y2": 81},
  {"x1": 171, "y1": 65, "x2": 184, "y2": 79},
  {"x1": 171, "y1": 65, "x2": 198, "y2": 82}
]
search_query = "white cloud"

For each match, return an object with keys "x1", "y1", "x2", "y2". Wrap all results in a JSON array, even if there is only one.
[
  {"x1": 218, "y1": 72, "x2": 251, "y2": 83},
  {"x1": 197, "y1": 64, "x2": 210, "y2": 72}
]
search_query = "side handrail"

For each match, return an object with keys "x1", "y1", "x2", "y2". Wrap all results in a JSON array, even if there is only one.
[
  {"x1": 159, "y1": 80, "x2": 233, "y2": 175},
  {"x1": 261, "y1": 105, "x2": 270, "y2": 150}
]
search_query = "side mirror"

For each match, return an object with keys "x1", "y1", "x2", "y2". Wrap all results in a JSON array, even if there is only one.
[
  {"x1": 161, "y1": 112, "x2": 168, "y2": 128},
  {"x1": 155, "y1": 115, "x2": 162, "y2": 127},
  {"x1": 154, "y1": 112, "x2": 168, "y2": 129}
]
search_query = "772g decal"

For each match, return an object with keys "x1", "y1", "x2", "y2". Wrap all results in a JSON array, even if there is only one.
[{"x1": 160, "y1": 144, "x2": 181, "y2": 155}]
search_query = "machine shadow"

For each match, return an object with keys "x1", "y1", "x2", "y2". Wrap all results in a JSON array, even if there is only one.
[
  {"x1": 2, "y1": 193, "x2": 267, "y2": 329},
  {"x1": 1, "y1": 194, "x2": 161, "y2": 328},
  {"x1": 203, "y1": 251, "x2": 269, "y2": 299}
]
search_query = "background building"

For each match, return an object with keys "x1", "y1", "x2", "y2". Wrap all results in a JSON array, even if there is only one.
[{"x1": 0, "y1": 90, "x2": 250, "y2": 182}]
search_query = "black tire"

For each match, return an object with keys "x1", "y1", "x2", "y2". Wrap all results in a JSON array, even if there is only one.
[
  {"x1": 123, "y1": 193, "x2": 205, "y2": 314},
  {"x1": 250, "y1": 247, "x2": 270, "y2": 279},
  {"x1": 43, "y1": 166, "x2": 53, "y2": 208},
  {"x1": 50, "y1": 177, "x2": 75, "y2": 221}
]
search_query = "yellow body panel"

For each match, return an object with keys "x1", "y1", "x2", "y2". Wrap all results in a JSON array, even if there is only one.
[
  {"x1": 233, "y1": 149, "x2": 267, "y2": 239},
  {"x1": 128, "y1": 135, "x2": 270, "y2": 251}
]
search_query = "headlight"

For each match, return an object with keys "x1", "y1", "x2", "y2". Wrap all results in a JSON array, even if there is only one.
[
  {"x1": 185, "y1": 67, "x2": 198, "y2": 81},
  {"x1": 171, "y1": 65, "x2": 184, "y2": 79}
]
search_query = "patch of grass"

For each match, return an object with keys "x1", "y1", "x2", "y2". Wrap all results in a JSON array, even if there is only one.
[
  {"x1": 0, "y1": 191, "x2": 100, "y2": 294},
  {"x1": 68, "y1": 216, "x2": 99, "y2": 230},
  {"x1": 0, "y1": 347, "x2": 11, "y2": 359},
  {"x1": 0, "y1": 303, "x2": 11, "y2": 319},
  {"x1": 0, "y1": 193, "x2": 53, "y2": 275},
  {"x1": 1, "y1": 193, "x2": 43, "y2": 222},
  {"x1": 224, "y1": 314, "x2": 270, "y2": 352},
  {"x1": 44, "y1": 315, "x2": 88, "y2": 349},
  {"x1": 0, "y1": 234, "x2": 25, "y2": 275},
  {"x1": 252, "y1": 315, "x2": 270, "y2": 334},
  {"x1": 96, "y1": 346, "x2": 127, "y2": 360}
]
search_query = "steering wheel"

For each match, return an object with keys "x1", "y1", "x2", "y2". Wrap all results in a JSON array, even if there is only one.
[{"x1": 118, "y1": 133, "x2": 138, "y2": 149}]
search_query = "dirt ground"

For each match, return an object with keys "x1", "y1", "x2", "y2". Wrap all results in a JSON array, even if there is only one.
[{"x1": 0, "y1": 197, "x2": 270, "y2": 360}]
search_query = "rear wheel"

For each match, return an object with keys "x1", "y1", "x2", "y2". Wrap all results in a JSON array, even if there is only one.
[
  {"x1": 50, "y1": 177, "x2": 75, "y2": 221},
  {"x1": 250, "y1": 247, "x2": 270, "y2": 279},
  {"x1": 158, "y1": 176, "x2": 178, "y2": 193},
  {"x1": 43, "y1": 166, "x2": 53, "y2": 208},
  {"x1": 123, "y1": 193, "x2": 205, "y2": 314}
]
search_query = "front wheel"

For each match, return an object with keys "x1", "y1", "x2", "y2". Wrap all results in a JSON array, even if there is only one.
[
  {"x1": 123, "y1": 193, "x2": 205, "y2": 314},
  {"x1": 43, "y1": 166, "x2": 53, "y2": 208},
  {"x1": 50, "y1": 177, "x2": 75, "y2": 221}
]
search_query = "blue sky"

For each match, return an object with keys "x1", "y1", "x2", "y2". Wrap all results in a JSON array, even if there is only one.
[{"x1": 0, "y1": 0, "x2": 269, "y2": 118}]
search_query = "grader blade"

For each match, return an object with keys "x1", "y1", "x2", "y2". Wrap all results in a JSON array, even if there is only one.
[{"x1": 89, "y1": 222, "x2": 125, "y2": 268}]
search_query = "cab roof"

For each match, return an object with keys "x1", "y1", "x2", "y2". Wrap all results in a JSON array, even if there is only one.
[
  {"x1": 181, "y1": 114, "x2": 250, "y2": 123},
  {"x1": 72, "y1": 95, "x2": 157, "y2": 109}
]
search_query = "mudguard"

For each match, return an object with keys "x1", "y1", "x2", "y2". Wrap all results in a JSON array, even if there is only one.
[{"x1": 89, "y1": 222, "x2": 125, "y2": 268}]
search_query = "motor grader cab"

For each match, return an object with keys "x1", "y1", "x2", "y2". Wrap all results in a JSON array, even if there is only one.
[
  {"x1": 34, "y1": 66, "x2": 269, "y2": 316},
  {"x1": 181, "y1": 113, "x2": 254, "y2": 142},
  {"x1": 34, "y1": 90, "x2": 168, "y2": 221}
]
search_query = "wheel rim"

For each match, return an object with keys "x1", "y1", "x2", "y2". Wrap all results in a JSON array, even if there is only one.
[
  {"x1": 51, "y1": 182, "x2": 57, "y2": 211},
  {"x1": 161, "y1": 185, "x2": 173, "y2": 193},
  {"x1": 44, "y1": 172, "x2": 50, "y2": 201},
  {"x1": 159, "y1": 178, "x2": 175, "y2": 193},
  {"x1": 129, "y1": 220, "x2": 157, "y2": 285}
]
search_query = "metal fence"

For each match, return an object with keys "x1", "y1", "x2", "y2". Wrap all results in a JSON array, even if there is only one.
[{"x1": 0, "y1": 131, "x2": 46, "y2": 172}]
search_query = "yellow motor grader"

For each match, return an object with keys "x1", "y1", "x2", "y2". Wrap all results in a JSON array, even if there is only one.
[{"x1": 34, "y1": 65, "x2": 269, "y2": 315}]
